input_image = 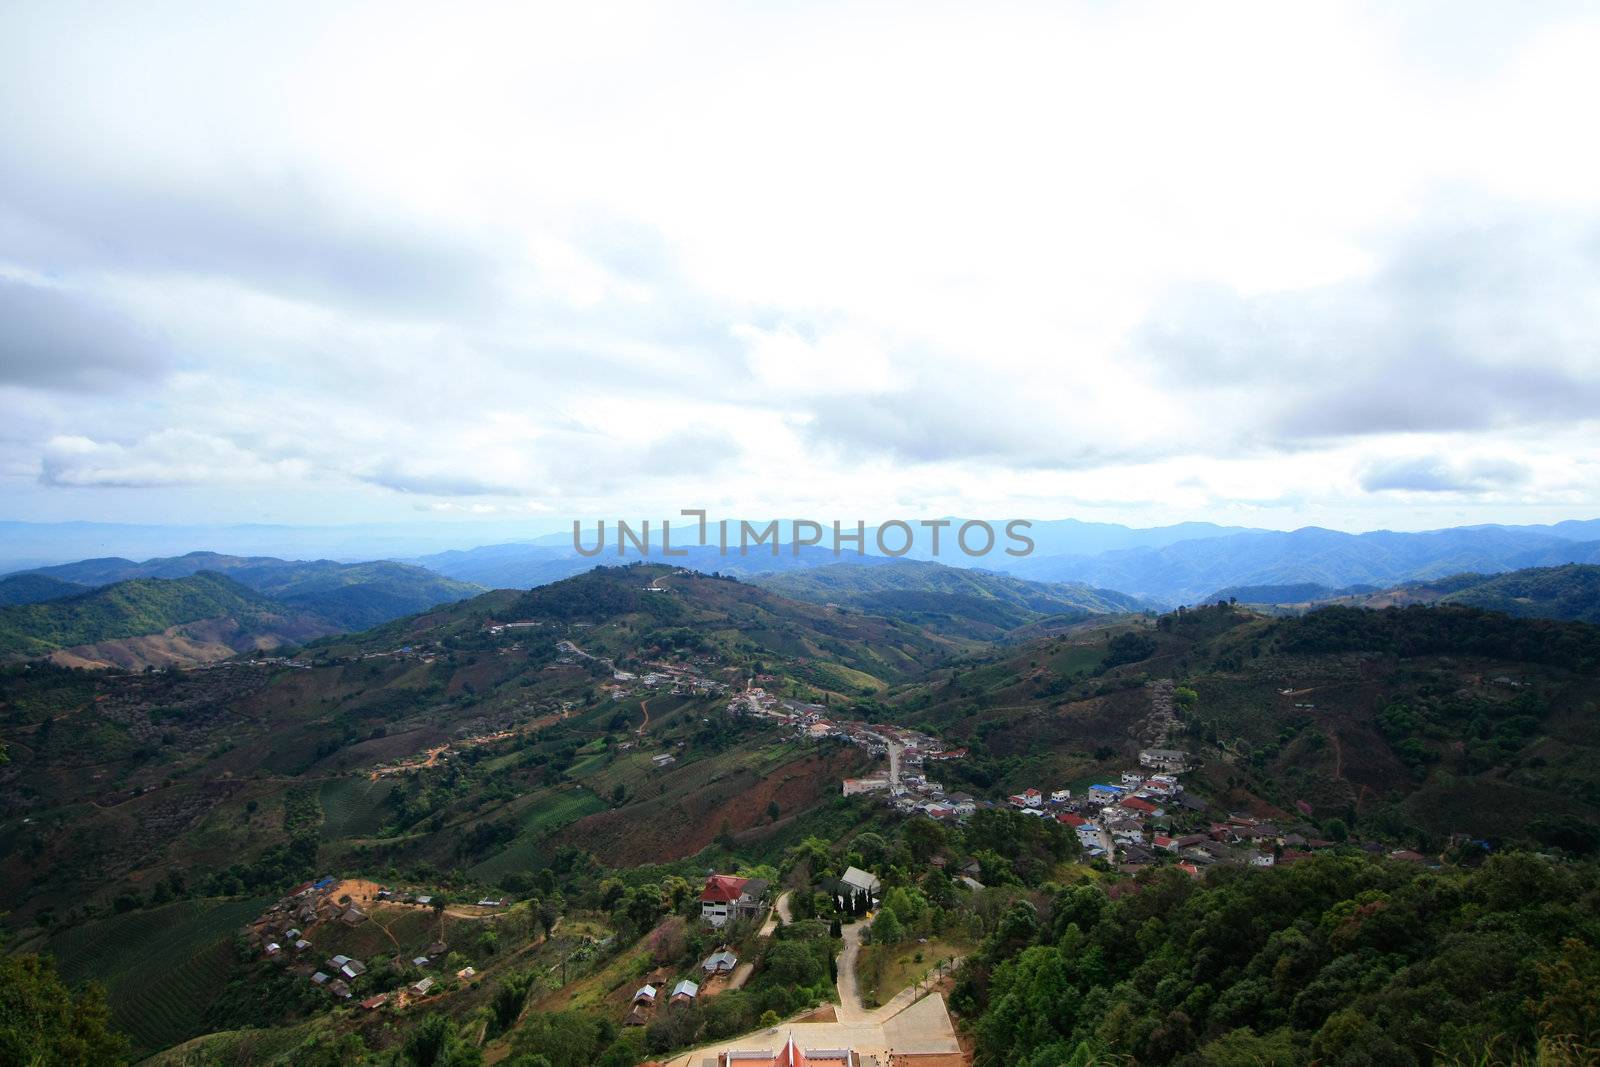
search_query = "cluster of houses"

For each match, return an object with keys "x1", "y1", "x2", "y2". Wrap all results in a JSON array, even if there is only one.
[
  {"x1": 726, "y1": 691, "x2": 970, "y2": 819},
  {"x1": 484, "y1": 619, "x2": 545, "y2": 635},
  {"x1": 623, "y1": 660, "x2": 730, "y2": 698},
  {"x1": 628, "y1": 975, "x2": 706, "y2": 1026},
  {"x1": 243, "y1": 877, "x2": 481, "y2": 1008},
  {"x1": 997, "y1": 750, "x2": 1207, "y2": 869},
  {"x1": 556, "y1": 638, "x2": 730, "y2": 703},
  {"x1": 619, "y1": 876, "x2": 779, "y2": 1030},
  {"x1": 247, "y1": 876, "x2": 369, "y2": 959},
  {"x1": 979, "y1": 747, "x2": 1430, "y2": 875},
  {"x1": 358, "y1": 642, "x2": 438, "y2": 665}
]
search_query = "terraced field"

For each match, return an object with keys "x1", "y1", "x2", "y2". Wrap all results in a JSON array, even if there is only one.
[
  {"x1": 318, "y1": 775, "x2": 393, "y2": 839},
  {"x1": 44, "y1": 895, "x2": 271, "y2": 1054},
  {"x1": 144, "y1": 1021, "x2": 318, "y2": 1067},
  {"x1": 466, "y1": 787, "x2": 605, "y2": 883}
]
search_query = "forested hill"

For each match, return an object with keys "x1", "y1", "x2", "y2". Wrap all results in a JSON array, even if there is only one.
[
  {"x1": 19, "y1": 551, "x2": 482, "y2": 630},
  {"x1": 0, "y1": 572, "x2": 299, "y2": 659},
  {"x1": 0, "y1": 572, "x2": 86, "y2": 607},
  {"x1": 337, "y1": 563, "x2": 968, "y2": 688},
  {"x1": 753, "y1": 558, "x2": 1146, "y2": 640},
  {"x1": 1322, "y1": 564, "x2": 1600, "y2": 625}
]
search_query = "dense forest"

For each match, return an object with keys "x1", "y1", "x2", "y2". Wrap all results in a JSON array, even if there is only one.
[{"x1": 955, "y1": 853, "x2": 1600, "y2": 1066}]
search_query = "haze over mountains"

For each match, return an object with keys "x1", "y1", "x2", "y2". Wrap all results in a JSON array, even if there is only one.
[
  {"x1": 6, "y1": 518, "x2": 1600, "y2": 612},
  {"x1": 0, "y1": 553, "x2": 482, "y2": 667},
  {"x1": 7, "y1": 519, "x2": 1600, "y2": 674},
  {"x1": 402, "y1": 518, "x2": 1600, "y2": 606}
]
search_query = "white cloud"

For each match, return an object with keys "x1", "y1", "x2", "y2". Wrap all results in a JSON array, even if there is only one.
[
  {"x1": 1, "y1": 2, "x2": 1598, "y2": 531},
  {"x1": 39, "y1": 431, "x2": 311, "y2": 488}
]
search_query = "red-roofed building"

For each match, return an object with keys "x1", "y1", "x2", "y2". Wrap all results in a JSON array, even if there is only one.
[
  {"x1": 700, "y1": 874, "x2": 749, "y2": 926},
  {"x1": 1057, "y1": 813, "x2": 1086, "y2": 827},
  {"x1": 1121, "y1": 797, "x2": 1158, "y2": 816}
]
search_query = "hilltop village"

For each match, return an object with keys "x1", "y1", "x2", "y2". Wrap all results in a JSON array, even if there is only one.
[{"x1": 735, "y1": 680, "x2": 1431, "y2": 878}]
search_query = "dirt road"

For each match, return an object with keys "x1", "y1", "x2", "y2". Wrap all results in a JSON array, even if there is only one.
[
  {"x1": 757, "y1": 890, "x2": 793, "y2": 937},
  {"x1": 835, "y1": 919, "x2": 867, "y2": 1021}
]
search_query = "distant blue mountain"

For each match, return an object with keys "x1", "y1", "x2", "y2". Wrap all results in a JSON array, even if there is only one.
[{"x1": 1000, "y1": 526, "x2": 1600, "y2": 603}]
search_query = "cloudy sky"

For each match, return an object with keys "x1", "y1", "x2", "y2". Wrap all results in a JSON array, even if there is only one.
[{"x1": 3, "y1": 1, "x2": 1599, "y2": 534}]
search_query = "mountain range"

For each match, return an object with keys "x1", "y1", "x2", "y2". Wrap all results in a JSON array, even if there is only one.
[
  {"x1": 9, "y1": 518, "x2": 1600, "y2": 608},
  {"x1": 404, "y1": 518, "x2": 1600, "y2": 606},
  {"x1": 0, "y1": 553, "x2": 483, "y2": 667},
  {"x1": 1002, "y1": 524, "x2": 1600, "y2": 602}
]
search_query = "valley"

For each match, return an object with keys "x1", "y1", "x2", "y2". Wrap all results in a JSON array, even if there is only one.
[{"x1": 3, "y1": 562, "x2": 1600, "y2": 1066}]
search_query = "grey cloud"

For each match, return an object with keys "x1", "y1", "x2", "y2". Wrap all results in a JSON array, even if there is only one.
[
  {"x1": 799, "y1": 388, "x2": 1140, "y2": 470},
  {"x1": 1359, "y1": 454, "x2": 1530, "y2": 493},
  {"x1": 356, "y1": 463, "x2": 524, "y2": 497},
  {"x1": 541, "y1": 428, "x2": 743, "y2": 494},
  {"x1": 1135, "y1": 205, "x2": 1600, "y2": 441},
  {"x1": 0, "y1": 165, "x2": 502, "y2": 319},
  {"x1": 0, "y1": 279, "x2": 172, "y2": 391}
]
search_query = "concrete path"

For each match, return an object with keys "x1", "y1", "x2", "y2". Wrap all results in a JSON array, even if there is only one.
[
  {"x1": 661, "y1": 993, "x2": 959, "y2": 1067},
  {"x1": 838, "y1": 920, "x2": 964, "y2": 1026},
  {"x1": 663, "y1": 918, "x2": 962, "y2": 1066},
  {"x1": 835, "y1": 919, "x2": 867, "y2": 1021},
  {"x1": 757, "y1": 890, "x2": 793, "y2": 937}
]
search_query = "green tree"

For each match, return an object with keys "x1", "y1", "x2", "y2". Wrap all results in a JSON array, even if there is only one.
[
  {"x1": 869, "y1": 907, "x2": 904, "y2": 945},
  {"x1": 0, "y1": 954, "x2": 130, "y2": 1066},
  {"x1": 764, "y1": 941, "x2": 824, "y2": 987}
]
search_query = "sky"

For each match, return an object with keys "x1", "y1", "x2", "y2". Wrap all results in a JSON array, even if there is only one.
[{"x1": 2, "y1": 1, "x2": 1599, "y2": 537}]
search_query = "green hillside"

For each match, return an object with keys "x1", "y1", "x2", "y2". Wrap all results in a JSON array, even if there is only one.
[
  {"x1": 237, "y1": 559, "x2": 482, "y2": 628},
  {"x1": 884, "y1": 600, "x2": 1600, "y2": 848},
  {"x1": 1314, "y1": 564, "x2": 1600, "y2": 625},
  {"x1": 40, "y1": 896, "x2": 272, "y2": 1055},
  {"x1": 755, "y1": 558, "x2": 1146, "y2": 640},
  {"x1": 0, "y1": 572, "x2": 86, "y2": 606},
  {"x1": 24, "y1": 552, "x2": 482, "y2": 629},
  {"x1": 0, "y1": 572, "x2": 284, "y2": 658},
  {"x1": 338, "y1": 564, "x2": 968, "y2": 688},
  {"x1": 1432, "y1": 563, "x2": 1600, "y2": 623},
  {"x1": 1203, "y1": 580, "x2": 1379, "y2": 605}
]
